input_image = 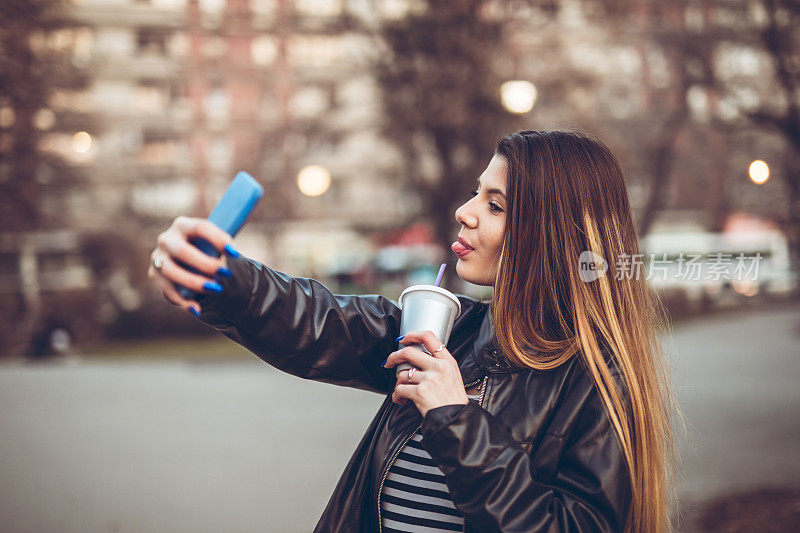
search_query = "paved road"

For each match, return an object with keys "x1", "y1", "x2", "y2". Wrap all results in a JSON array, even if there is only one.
[
  {"x1": 667, "y1": 302, "x2": 800, "y2": 529},
  {"x1": 1, "y1": 303, "x2": 798, "y2": 532}
]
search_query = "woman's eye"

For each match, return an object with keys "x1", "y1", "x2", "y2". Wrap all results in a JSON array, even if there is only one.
[{"x1": 470, "y1": 190, "x2": 503, "y2": 213}]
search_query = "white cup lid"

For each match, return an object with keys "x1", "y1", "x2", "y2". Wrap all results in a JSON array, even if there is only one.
[{"x1": 398, "y1": 285, "x2": 461, "y2": 315}]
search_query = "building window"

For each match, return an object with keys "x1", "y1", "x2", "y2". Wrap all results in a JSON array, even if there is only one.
[{"x1": 136, "y1": 29, "x2": 168, "y2": 56}]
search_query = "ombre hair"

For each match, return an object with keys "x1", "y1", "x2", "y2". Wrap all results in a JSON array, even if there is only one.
[{"x1": 491, "y1": 130, "x2": 681, "y2": 532}]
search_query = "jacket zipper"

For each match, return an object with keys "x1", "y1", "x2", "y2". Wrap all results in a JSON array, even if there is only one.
[
  {"x1": 376, "y1": 375, "x2": 487, "y2": 533},
  {"x1": 464, "y1": 376, "x2": 488, "y2": 533}
]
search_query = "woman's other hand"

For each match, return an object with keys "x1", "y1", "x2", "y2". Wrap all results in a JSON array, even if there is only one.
[
  {"x1": 147, "y1": 216, "x2": 237, "y2": 316},
  {"x1": 383, "y1": 331, "x2": 469, "y2": 417}
]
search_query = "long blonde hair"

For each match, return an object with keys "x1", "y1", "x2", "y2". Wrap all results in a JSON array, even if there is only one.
[{"x1": 490, "y1": 130, "x2": 682, "y2": 532}]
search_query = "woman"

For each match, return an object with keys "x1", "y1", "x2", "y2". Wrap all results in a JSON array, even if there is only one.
[{"x1": 148, "y1": 130, "x2": 679, "y2": 532}]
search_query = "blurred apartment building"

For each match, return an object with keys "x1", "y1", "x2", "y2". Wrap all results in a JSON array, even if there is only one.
[
  {"x1": 48, "y1": 0, "x2": 423, "y2": 283},
  {"x1": 41, "y1": 0, "x2": 788, "y2": 280}
]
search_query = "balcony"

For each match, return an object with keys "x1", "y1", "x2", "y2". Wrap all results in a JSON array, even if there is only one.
[{"x1": 67, "y1": 4, "x2": 187, "y2": 30}]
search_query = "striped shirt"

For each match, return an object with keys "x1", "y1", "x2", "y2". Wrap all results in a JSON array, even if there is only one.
[{"x1": 380, "y1": 392, "x2": 483, "y2": 533}]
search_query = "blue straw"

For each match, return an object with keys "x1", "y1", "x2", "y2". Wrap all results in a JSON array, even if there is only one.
[{"x1": 434, "y1": 263, "x2": 446, "y2": 287}]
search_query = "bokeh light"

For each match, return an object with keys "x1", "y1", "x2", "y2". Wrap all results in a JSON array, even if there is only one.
[
  {"x1": 500, "y1": 80, "x2": 537, "y2": 114},
  {"x1": 297, "y1": 165, "x2": 331, "y2": 197},
  {"x1": 72, "y1": 131, "x2": 92, "y2": 153},
  {"x1": 34, "y1": 108, "x2": 56, "y2": 130},
  {"x1": 732, "y1": 278, "x2": 759, "y2": 297},
  {"x1": 0, "y1": 107, "x2": 14, "y2": 128},
  {"x1": 748, "y1": 159, "x2": 769, "y2": 184}
]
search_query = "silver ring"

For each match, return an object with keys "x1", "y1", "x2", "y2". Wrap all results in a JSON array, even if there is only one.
[
  {"x1": 153, "y1": 255, "x2": 164, "y2": 271},
  {"x1": 432, "y1": 344, "x2": 445, "y2": 355},
  {"x1": 407, "y1": 367, "x2": 416, "y2": 382}
]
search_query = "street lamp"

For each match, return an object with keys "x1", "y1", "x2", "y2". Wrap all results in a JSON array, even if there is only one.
[
  {"x1": 297, "y1": 165, "x2": 331, "y2": 196},
  {"x1": 72, "y1": 131, "x2": 92, "y2": 153},
  {"x1": 748, "y1": 160, "x2": 769, "y2": 185},
  {"x1": 500, "y1": 80, "x2": 537, "y2": 114}
]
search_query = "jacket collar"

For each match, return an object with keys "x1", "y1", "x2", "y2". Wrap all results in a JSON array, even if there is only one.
[{"x1": 459, "y1": 303, "x2": 524, "y2": 386}]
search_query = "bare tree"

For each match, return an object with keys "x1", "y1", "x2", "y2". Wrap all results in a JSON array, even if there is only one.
[
  {"x1": 592, "y1": 0, "x2": 729, "y2": 237},
  {"x1": 742, "y1": 0, "x2": 800, "y2": 273},
  {"x1": 0, "y1": 0, "x2": 88, "y2": 231},
  {"x1": 610, "y1": 0, "x2": 799, "y2": 272},
  {"x1": 371, "y1": 1, "x2": 518, "y2": 247}
]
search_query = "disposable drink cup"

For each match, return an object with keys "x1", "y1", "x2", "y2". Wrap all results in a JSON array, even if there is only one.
[{"x1": 395, "y1": 285, "x2": 461, "y2": 375}]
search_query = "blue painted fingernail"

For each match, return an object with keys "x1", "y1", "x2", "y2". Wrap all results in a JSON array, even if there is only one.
[
  {"x1": 203, "y1": 281, "x2": 223, "y2": 293},
  {"x1": 381, "y1": 358, "x2": 388, "y2": 367},
  {"x1": 189, "y1": 307, "x2": 200, "y2": 318},
  {"x1": 216, "y1": 266, "x2": 232, "y2": 278},
  {"x1": 224, "y1": 244, "x2": 240, "y2": 258},
  {"x1": 395, "y1": 335, "x2": 404, "y2": 342}
]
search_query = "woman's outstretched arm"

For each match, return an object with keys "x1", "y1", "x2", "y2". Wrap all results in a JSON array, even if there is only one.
[{"x1": 195, "y1": 253, "x2": 403, "y2": 395}]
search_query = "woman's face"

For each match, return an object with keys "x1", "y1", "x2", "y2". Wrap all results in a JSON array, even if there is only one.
[{"x1": 452, "y1": 154, "x2": 508, "y2": 286}]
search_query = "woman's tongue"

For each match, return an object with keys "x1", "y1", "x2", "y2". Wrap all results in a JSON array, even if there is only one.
[{"x1": 451, "y1": 241, "x2": 472, "y2": 254}]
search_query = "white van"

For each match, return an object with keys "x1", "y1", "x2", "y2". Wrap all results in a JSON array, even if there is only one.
[{"x1": 639, "y1": 228, "x2": 797, "y2": 306}]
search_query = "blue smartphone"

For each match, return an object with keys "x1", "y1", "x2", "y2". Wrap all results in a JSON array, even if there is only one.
[{"x1": 175, "y1": 171, "x2": 264, "y2": 300}]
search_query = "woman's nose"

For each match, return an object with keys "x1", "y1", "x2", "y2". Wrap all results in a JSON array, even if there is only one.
[{"x1": 455, "y1": 201, "x2": 477, "y2": 228}]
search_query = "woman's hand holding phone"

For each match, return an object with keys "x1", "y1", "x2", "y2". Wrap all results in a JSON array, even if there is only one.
[{"x1": 148, "y1": 216, "x2": 238, "y2": 316}]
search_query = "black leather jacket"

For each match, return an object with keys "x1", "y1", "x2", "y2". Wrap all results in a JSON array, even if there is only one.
[{"x1": 196, "y1": 255, "x2": 632, "y2": 532}]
